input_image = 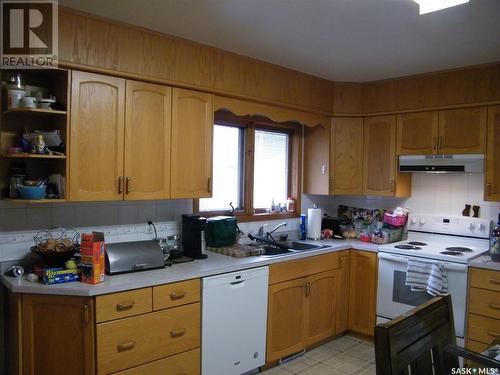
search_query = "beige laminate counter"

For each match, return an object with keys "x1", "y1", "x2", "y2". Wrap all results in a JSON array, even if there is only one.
[{"x1": 0, "y1": 239, "x2": 378, "y2": 297}]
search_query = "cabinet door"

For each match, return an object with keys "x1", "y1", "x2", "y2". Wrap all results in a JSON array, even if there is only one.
[
  {"x1": 486, "y1": 105, "x2": 500, "y2": 201},
  {"x1": 330, "y1": 117, "x2": 364, "y2": 195},
  {"x1": 363, "y1": 115, "x2": 397, "y2": 196},
  {"x1": 70, "y1": 71, "x2": 125, "y2": 201},
  {"x1": 267, "y1": 278, "x2": 306, "y2": 362},
  {"x1": 124, "y1": 80, "x2": 172, "y2": 200},
  {"x1": 171, "y1": 88, "x2": 213, "y2": 198},
  {"x1": 336, "y1": 250, "x2": 350, "y2": 334},
  {"x1": 438, "y1": 107, "x2": 487, "y2": 154},
  {"x1": 348, "y1": 250, "x2": 378, "y2": 336},
  {"x1": 304, "y1": 124, "x2": 330, "y2": 195},
  {"x1": 397, "y1": 111, "x2": 438, "y2": 155},
  {"x1": 22, "y1": 294, "x2": 95, "y2": 375},
  {"x1": 304, "y1": 270, "x2": 338, "y2": 346}
]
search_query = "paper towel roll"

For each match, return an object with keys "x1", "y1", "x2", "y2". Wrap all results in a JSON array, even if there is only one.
[{"x1": 307, "y1": 207, "x2": 322, "y2": 240}]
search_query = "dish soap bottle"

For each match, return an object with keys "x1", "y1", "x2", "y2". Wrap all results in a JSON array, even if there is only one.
[{"x1": 490, "y1": 213, "x2": 500, "y2": 262}]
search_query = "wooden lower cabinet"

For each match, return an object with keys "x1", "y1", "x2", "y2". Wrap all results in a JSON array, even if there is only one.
[
  {"x1": 114, "y1": 348, "x2": 200, "y2": 375},
  {"x1": 336, "y1": 251, "x2": 351, "y2": 333},
  {"x1": 19, "y1": 294, "x2": 95, "y2": 375},
  {"x1": 348, "y1": 250, "x2": 378, "y2": 336},
  {"x1": 6, "y1": 279, "x2": 201, "y2": 375},
  {"x1": 304, "y1": 270, "x2": 338, "y2": 346},
  {"x1": 267, "y1": 278, "x2": 308, "y2": 362},
  {"x1": 266, "y1": 252, "x2": 348, "y2": 363}
]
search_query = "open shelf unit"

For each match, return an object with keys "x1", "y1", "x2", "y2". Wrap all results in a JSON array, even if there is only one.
[{"x1": 1, "y1": 69, "x2": 69, "y2": 202}]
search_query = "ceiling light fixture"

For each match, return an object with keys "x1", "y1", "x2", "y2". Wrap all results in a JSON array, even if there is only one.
[{"x1": 413, "y1": 0, "x2": 469, "y2": 15}]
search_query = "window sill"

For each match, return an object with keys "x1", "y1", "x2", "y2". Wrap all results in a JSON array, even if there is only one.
[
  {"x1": 235, "y1": 211, "x2": 300, "y2": 223},
  {"x1": 197, "y1": 210, "x2": 299, "y2": 223}
]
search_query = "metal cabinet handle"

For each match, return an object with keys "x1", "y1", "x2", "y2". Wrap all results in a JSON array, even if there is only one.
[
  {"x1": 125, "y1": 177, "x2": 131, "y2": 194},
  {"x1": 489, "y1": 278, "x2": 500, "y2": 285},
  {"x1": 438, "y1": 136, "x2": 443, "y2": 150},
  {"x1": 487, "y1": 330, "x2": 500, "y2": 338},
  {"x1": 118, "y1": 177, "x2": 124, "y2": 194},
  {"x1": 487, "y1": 183, "x2": 492, "y2": 197},
  {"x1": 169, "y1": 291, "x2": 186, "y2": 300},
  {"x1": 305, "y1": 281, "x2": 311, "y2": 297},
  {"x1": 391, "y1": 180, "x2": 395, "y2": 193},
  {"x1": 82, "y1": 304, "x2": 90, "y2": 325},
  {"x1": 170, "y1": 328, "x2": 186, "y2": 338},
  {"x1": 488, "y1": 303, "x2": 500, "y2": 311},
  {"x1": 433, "y1": 136, "x2": 437, "y2": 151},
  {"x1": 207, "y1": 177, "x2": 211, "y2": 194},
  {"x1": 116, "y1": 301, "x2": 135, "y2": 311},
  {"x1": 117, "y1": 340, "x2": 136, "y2": 352}
]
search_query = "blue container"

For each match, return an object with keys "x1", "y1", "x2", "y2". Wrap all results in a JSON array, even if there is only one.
[
  {"x1": 299, "y1": 214, "x2": 307, "y2": 240},
  {"x1": 18, "y1": 185, "x2": 46, "y2": 200}
]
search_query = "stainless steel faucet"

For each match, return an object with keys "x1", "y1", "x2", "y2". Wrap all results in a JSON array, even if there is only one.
[{"x1": 267, "y1": 222, "x2": 287, "y2": 237}]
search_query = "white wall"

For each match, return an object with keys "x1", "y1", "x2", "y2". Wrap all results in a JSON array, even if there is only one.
[{"x1": 303, "y1": 173, "x2": 500, "y2": 223}]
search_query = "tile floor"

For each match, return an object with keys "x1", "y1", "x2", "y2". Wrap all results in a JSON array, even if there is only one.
[{"x1": 261, "y1": 335, "x2": 376, "y2": 375}]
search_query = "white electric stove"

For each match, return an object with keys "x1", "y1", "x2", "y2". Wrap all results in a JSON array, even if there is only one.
[{"x1": 377, "y1": 214, "x2": 492, "y2": 340}]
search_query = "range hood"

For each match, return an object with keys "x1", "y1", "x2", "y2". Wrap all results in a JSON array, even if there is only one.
[{"x1": 399, "y1": 154, "x2": 484, "y2": 173}]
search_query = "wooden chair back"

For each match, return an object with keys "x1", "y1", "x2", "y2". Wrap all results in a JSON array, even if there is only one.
[{"x1": 374, "y1": 295, "x2": 460, "y2": 375}]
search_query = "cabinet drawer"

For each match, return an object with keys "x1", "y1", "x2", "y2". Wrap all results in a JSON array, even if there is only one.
[
  {"x1": 269, "y1": 252, "x2": 339, "y2": 285},
  {"x1": 467, "y1": 313, "x2": 500, "y2": 344},
  {"x1": 114, "y1": 348, "x2": 200, "y2": 375},
  {"x1": 96, "y1": 288, "x2": 152, "y2": 323},
  {"x1": 153, "y1": 279, "x2": 200, "y2": 310},
  {"x1": 470, "y1": 267, "x2": 500, "y2": 292},
  {"x1": 469, "y1": 287, "x2": 500, "y2": 319},
  {"x1": 96, "y1": 303, "x2": 200, "y2": 374}
]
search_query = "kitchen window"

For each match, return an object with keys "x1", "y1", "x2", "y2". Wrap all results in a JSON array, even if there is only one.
[{"x1": 197, "y1": 110, "x2": 301, "y2": 221}]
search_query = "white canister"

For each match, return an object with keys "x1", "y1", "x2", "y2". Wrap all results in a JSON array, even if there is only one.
[
  {"x1": 307, "y1": 206, "x2": 322, "y2": 240},
  {"x1": 7, "y1": 89, "x2": 25, "y2": 109},
  {"x1": 22, "y1": 96, "x2": 36, "y2": 108}
]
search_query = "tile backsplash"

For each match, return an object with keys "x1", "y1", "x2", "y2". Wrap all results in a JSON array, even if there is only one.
[{"x1": 303, "y1": 173, "x2": 500, "y2": 223}]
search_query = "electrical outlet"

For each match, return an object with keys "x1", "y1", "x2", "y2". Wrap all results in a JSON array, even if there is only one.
[{"x1": 146, "y1": 224, "x2": 154, "y2": 233}]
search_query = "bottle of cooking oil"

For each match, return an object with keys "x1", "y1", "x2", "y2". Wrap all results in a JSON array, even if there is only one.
[{"x1": 490, "y1": 213, "x2": 500, "y2": 262}]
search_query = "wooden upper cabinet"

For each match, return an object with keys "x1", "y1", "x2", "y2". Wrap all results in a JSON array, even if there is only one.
[
  {"x1": 363, "y1": 115, "x2": 397, "y2": 196},
  {"x1": 397, "y1": 111, "x2": 438, "y2": 155},
  {"x1": 124, "y1": 81, "x2": 172, "y2": 200},
  {"x1": 304, "y1": 270, "x2": 338, "y2": 346},
  {"x1": 348, "y1": 250, "x2": 378, "y2": 336},
  {"x1": 304, "y1": 124, "x2": 330, "y2": 195},
  {"x1": 267, "y1": 278, "x2": 306, "y2": 363},
  {"x1": 70, "y1": 71, "x2": 125, "y2": 201},
  {"x1": 438, "y1": 107, "x2": 487, "y2": 154},
  {"x1": 171, "y1": 88, "x2": 213, "y2": 199},
  {"x1": 22, "y1": 294, "x2": 95, "y2": 375},
  {"x1": 330, "y1": 117, "x2": 364, "y2": 195},
  {"x1": 486, "y1": 105, "x2": 500, "y2": 201}
]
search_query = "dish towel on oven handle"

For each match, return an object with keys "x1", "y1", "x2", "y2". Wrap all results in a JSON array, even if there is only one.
[{"x1": 405, "y1": 258, "x2": 449, "y2": 296}]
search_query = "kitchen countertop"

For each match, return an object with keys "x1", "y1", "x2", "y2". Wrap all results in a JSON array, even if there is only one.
[
  {"x1": 1, "y1": 239, "x2": 378, "y2": 297},
  {"x1": 468, "y1": 254, "x2": 500, "y2": 272}
]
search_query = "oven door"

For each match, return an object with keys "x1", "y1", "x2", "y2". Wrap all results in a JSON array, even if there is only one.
[{"x1": 376, "y1": 252, "x2": 468, "y2": 338}]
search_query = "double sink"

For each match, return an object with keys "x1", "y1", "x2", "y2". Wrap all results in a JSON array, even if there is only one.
[{"x1": 255, "y1": 240, "x2": 329, "y2": 257}]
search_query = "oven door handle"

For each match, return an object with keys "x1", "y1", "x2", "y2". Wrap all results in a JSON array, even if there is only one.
[
  {"x1": 378, "y1": 252, "x2": 468, "y2": 272},
  {"x1": 378, "y1": 252, "x2": 408, "y2": 263}
]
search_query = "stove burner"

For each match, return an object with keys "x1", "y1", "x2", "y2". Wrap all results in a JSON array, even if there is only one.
[
  {"x1": 441, "y1": 251, "x2": 464, "y2": 256},
  {"x1": 445, "y1": 247, "x2": 473, "y2": 253},
  {"x1": 408, "y1": 241, "x2": 428, "y2": 246},
  {"x1": 395, "y1": 245, "x2": 422, "y2": 250}
]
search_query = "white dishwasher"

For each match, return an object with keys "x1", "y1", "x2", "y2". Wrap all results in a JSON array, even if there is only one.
[{"x1": 202, "y1": 266, "x2": 269, "y2": 375}]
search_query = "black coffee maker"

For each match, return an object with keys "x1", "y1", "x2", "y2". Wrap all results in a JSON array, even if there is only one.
[{"x1": 181, "y1": 214, "x2": 208, "y2": 259}]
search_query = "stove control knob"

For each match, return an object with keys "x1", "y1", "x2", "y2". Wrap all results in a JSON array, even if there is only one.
[
  {"x1": 419, "y1": 218, "x2": 426, "y2": 225},
  {"x1": 410, "y1": 218, "x2": 417, "y2": 225},
  {"x1": 479, "y1": 223, "x2": 486, "y2": 231},
  {"x1": 469, "y1": 222, "x2": 475, "y2": 231}
]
